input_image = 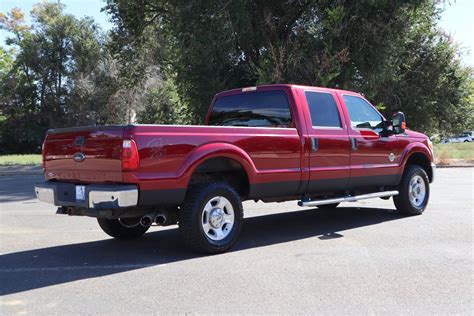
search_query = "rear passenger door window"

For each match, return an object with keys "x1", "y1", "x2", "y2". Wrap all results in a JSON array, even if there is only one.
[{"x1": 305, "y1": 91, "x2": 342, "y2": 128}]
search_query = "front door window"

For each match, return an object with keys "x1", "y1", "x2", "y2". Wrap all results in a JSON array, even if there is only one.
[{"x1": 343, "y1": 95, "x2": 383, "y2": 133}]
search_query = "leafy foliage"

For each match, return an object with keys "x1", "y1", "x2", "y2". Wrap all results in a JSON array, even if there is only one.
[
  {"x1": 0, "y1": 3, "x2": 161, "y2": 153},
  {"x1": 0, "y1": 0, "x2": 473, "y2": 154},
  {"x1": 106, "y1": 0, "x2": 473, "y2": 133},
  {"x1": 0, "y1": 3, "x2": 118, "y2": 152},
  {"x1": 137, "y1": 77, "x2": 190, "y2": 124}
]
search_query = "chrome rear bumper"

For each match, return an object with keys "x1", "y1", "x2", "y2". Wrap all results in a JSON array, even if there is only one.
[
  {"x1": 430, "y1": 162, "x2": 436, "y2": 182},
  {"x1": 35, "y1": 181, "x2": 138, "y2": 209}
]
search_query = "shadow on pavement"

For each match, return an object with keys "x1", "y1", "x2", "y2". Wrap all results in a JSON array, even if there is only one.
[
  {"x1": 0, "y1": 175, "x2": 42, "y2": 203},
  {"x1": 0, "y1": 206, "x2": 405, "y2": 295}
]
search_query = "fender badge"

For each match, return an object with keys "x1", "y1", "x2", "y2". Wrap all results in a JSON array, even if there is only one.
[
  {"x1": 74, "y1": 136, "x2": 85, "y2": 146},
  {"x1": 388, "y1": 153, "x2": 395, "y2": 162},
  {"x1": 73, "y1": 152, "x2": 86, "y2": 162}
]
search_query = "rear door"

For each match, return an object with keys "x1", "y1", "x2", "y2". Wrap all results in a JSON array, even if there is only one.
[
  {"x1": 339, "y1": 94, "x2": 401, "y2": 188},
  {"x1": 300, "y1": 89, "x2": 351, "y2": 194},
  {"x1": 207, "y1": 87, "x2": 302, "y2": 198},
  {"x1": 43, "y1": 126, "x2": 124, "y2": 183}
]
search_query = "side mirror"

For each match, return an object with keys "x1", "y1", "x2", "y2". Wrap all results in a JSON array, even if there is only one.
[
  {"x1": 392, "y1": 112, "x2": 406, "y2": 134},
  {"x1": 381, "y1": 120, "x2": 394, "y2": 137}
]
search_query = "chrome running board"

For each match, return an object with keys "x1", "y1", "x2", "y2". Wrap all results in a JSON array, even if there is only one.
[{"x1": 298, "y1": 190, "x2": 399, "y2": 207}]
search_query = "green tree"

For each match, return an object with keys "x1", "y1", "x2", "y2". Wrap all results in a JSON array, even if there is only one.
[
  {"x1": 0, "y1": 47, "x2": 16, "y2": 152},
  {"x1": 0, "y1": 3, "x2": 125, "y2": 153},
  {"x1": 106, "y1": 0, "x2": 473, "y2": 133},
  {"x1": 0, "y1": 7, "x2": 43, "y2": 153},
  {"x1": 137, "y1": 77, "x2": 190, "y2": 124}
]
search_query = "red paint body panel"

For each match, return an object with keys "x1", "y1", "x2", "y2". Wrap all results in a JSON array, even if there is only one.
[
  {"x1": 122, "y1": 125, "x2": 302, "y2": 191},
  {"x1": 42, "y1": 84, "x2": 434, "y2": 204},
  {"x1": 294, "y1": 87, "x2": 352, "y2": 192},
  {"x1": 43, "y1": 128, "x2": 124, "y2": 183}
]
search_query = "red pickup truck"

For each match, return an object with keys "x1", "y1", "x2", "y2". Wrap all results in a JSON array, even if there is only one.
[{"x1": 35, "y1": 84, "x2": 435, "y2": 253}]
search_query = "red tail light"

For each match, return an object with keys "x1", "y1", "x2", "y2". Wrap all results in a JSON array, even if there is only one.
[
  {"x1": 122, "y1": 139, "x2": 139, "y2": 170},
  {"x1": 41, "y1": 141, "x2": 46, "y2": 169}
]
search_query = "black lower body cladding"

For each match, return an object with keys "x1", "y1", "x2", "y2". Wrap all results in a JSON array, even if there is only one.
[
  {"x1": 138, "y1": 189, "x2": 187, "y2": 206},
  {"x1": 247, "y1": 174, "x2": 402, "y2": 199}
]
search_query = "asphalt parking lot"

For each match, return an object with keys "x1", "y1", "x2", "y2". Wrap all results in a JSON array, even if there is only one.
[{"x1": 0, "y1": 168, "x2": 472, "y2": 314}]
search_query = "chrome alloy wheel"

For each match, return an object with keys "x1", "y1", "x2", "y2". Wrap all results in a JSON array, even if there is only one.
[
  {"x1": 201, "y1": 196, "x2": 235, "y2": 241},
  {"x1": 408, "y1": 175, "x2": 426, "y2": 208}
]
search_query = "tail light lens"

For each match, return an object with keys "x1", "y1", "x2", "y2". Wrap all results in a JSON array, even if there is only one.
[
  {"x1": 41, "y1": 141, "x2": 45, "y2": 169},
  {"x1": 122, "y1": 139, "x2": 139, "y2": 170}
]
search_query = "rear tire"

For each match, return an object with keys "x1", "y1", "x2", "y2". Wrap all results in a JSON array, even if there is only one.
[
  {"x1": 317, "y1": 203, "x2": 340, "y2": 209},
  {"x1": 394, "y1": 165, "x2": 430, "y2": 215},
  {"x1": 178, "y1": 182, "x2": 243, "y2": 254},
  {"x1": 97, "y1": 217, "x2": 149, "y2": 240}
]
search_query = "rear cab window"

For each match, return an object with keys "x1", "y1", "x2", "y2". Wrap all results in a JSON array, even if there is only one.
[{"x1": 208, "y1": 90, "x2": 292, "y2": 127}]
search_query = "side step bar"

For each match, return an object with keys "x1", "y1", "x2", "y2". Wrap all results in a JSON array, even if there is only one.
[{"x1": 298, "y1": 190, "x2": 399, "y2": 207}]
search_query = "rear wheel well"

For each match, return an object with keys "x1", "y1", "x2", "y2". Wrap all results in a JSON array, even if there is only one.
[
  {"x1": 189, "y1": 157, "x2": 250, "y2": 198},
  {"x1": 405, "y1": 152, "x2": 432, "y2": 182}
]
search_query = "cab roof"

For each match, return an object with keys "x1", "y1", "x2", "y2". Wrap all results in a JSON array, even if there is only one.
[{"x1": 214, "y1": 84, "x2": 361, "y2": 98}]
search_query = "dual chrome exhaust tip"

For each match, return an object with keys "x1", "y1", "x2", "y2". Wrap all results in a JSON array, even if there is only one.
[{"x1": 139, "y1": 213, "x2": 167, "y2": 227}]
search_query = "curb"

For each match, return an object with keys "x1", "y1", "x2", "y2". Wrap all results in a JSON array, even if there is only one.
[{"x1": 436, "y1": 165, "x2": 474, "y2": 168}]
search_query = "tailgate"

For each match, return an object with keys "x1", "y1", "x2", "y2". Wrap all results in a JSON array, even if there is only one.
[{"x1": 43, "y1": 126, "x2": 125, "y2": 183}]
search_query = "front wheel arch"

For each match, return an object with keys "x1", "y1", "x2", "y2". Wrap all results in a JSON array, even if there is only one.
[{"x1": 403, "y1": 152, "x2": 433, "y2": 183}]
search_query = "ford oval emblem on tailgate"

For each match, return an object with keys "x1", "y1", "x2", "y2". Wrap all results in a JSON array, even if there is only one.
[{"x1": 73, "y1": 152, "x2": 86, "y2": 162}]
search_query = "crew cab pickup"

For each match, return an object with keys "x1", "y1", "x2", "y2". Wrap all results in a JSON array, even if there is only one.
[{"x1": 35, "y1": 84, "x2": 435, "y2": 253}]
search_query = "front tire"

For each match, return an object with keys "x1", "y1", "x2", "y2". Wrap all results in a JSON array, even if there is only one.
[
  {"x1": 97, "y1": 217, "x2": 150, "y2": 240},
  {"x1": 394, "y1": 165, "x2": 430, "y2": 215},
  {"x1": 179, "y1": 182, "x2": 243, "y2": 254}
]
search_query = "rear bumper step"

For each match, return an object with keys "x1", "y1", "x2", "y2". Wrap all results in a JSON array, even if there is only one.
[
  {"x1": 298, "y1": 190, "x2": 399, "y2": 207},
  {"x1": 35, "y1": 181, "x2": 138, "y2": 209}
]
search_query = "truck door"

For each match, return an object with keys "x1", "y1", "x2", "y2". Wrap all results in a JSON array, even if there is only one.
[
  {"x1": 207, "y1": 87, "x2": 302, "y2": 199},
  {"x1": 301, "y1": 89, "x2": 351, "y2": 194},
  {"x1": 339, "y1": 94, "x2": 401, "y2": 189}
]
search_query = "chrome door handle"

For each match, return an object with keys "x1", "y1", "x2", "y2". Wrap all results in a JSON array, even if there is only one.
[
  {"x1": 311, "y1": 138, "x2": 318, "y2": 152},
  {"x1": 351, "y1": 138, "x2": 358, "y2": 151}
]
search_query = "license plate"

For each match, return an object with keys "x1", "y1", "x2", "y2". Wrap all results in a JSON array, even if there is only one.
[{"x1": 75, "y1": 185, "x2": 86, "y2": 201}]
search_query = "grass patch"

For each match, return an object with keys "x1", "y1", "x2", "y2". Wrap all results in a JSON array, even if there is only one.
[
  {"x1": 434, "y1": 142, "x2": 474, "y2": 163},
  {"x1": 0, "y1": 154, "x2": 42, "y2": 165}
]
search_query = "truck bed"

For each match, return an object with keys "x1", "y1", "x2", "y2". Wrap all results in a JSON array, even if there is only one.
[{"x1": 43, "y1": 124, "x2": 303, "y2": 205}]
